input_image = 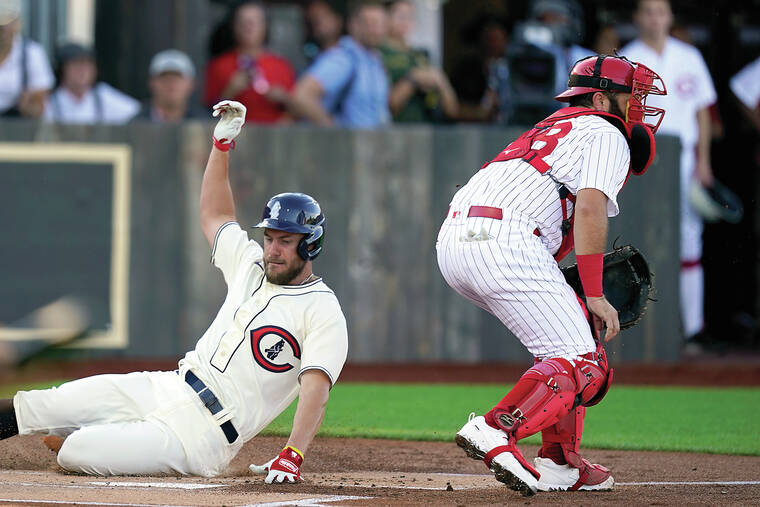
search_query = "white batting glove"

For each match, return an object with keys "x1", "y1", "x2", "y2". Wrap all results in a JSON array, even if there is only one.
[
  {"x1": 212, "y1": 100, "x2": 246, "y2": 149},
  {"x1": 249, "y1": 446, "x2": 303, "y2": 484}
]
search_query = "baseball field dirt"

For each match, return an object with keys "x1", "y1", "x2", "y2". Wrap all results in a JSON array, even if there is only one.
[
  {"x1": 1, "y1": 434, "x2": 759, "y2": 506},
  {"x1": 0, "y1": 357, "x2": 758, "y2": 506}
]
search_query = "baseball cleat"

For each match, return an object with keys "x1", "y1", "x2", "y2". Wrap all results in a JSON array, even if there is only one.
[
  {"x1": 455, "y1": 413, "x2": 509, "y2": 461},
  {"x1": 455, "y1": 413, "x2": 538, "y2": 496},
  {"x1": 534, "y1": 456, "x2": 615, "y2": 492}
]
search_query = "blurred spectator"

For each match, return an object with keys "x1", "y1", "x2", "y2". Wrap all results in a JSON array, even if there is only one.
[
  {"x1": 450, "y1": 19, "x2": 509, "y2": 122},
  {"x1": 622, "y1": 0, "x2": 717, "y2": 346},
  {"x1": 380, "y1": 0, "x2": 458, "y2": 122},
  {"x1": 303, "y1": 0, "x2": 344, "y2": 67},
  {"x1": 730, "y1": 56, "x2": 760, "y2": 132},
  {"x1": 204, "y1": 0, "x2": 296, "y2": 124},
  {"x1": 527, "y1": 0, "x2": 591, "y2": 77},
  {"x1": 291, "y1": 0, "x2": 390, "y2": 128},
  {"x1": 0, "y1": 0, "x2": 54, "y2": 118},
  {"x1": 44, "y1": 42, "x2": 139, "y2": 124},
  {"x1": 592, "y1": 24, "x2": 620, "y2": 56},
  {"x1": 133, "y1": 49, "x2": 206, "y2": 123}
]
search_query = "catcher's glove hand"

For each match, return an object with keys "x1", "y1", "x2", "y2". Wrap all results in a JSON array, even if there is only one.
[
  {"x1": 212, "y1": 100, "x2": 246, "y2": 145},
  {"x1": 561, "y1": 244, "x2": 653, "y2": 330}
]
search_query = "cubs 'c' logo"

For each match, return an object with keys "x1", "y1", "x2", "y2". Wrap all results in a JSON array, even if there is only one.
[{"x1": 250, "y1": 326, "x2": 301, "y2": 373}]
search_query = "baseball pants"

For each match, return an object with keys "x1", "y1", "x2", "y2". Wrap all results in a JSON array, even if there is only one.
[
  {"x1": 436, "y1": 210, "x2": 597, "y2": 359},
  {"x1": 679, "y1": 146, "x2": 704, "y2": 338},
  {"x1": 14, "y1": 370, "x2": 234, "y2": 476}
]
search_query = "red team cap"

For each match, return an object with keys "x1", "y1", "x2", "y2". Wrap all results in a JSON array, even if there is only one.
[{"x1": 555, "y1": 55, "x2": 667, "y2": 133}]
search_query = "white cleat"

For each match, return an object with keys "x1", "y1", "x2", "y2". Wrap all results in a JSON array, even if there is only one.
[
  {"x1": 534, "y1": 456, "x2": 615, "y2": 492},
  {"x1": 455, "y1": 413, "x2": 538, "y2": 496}
]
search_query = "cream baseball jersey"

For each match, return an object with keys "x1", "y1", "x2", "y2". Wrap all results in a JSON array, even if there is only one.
[
  {"x1": 448, "y1": 114, "x2": 630, "y2": 256},
  {"x1": 179, "y1": 222, "x2": 348, "y2": 443}
]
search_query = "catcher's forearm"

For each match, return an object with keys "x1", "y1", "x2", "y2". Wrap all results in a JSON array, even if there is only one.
[
  {"x1": 573, "y1": 188, "x2": 608, "y2": 255},
  {"x1": 286, "y1": 371, "x2": 330, "y2": 454},
  {"x1": 200, "y1": 147, "x2": 236, "y2": 246}
]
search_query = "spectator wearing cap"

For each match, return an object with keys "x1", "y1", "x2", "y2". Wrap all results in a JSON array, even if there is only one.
[
  {"x1": 0, "y1": 0, "x2": 54, "y2": 118},
  {"x1": 204, "y1": 0, "x2": 296, "y2": 124},
  {"x1": 134, "y1": 49, "x2": 206, "y2": 122},
  {"x1": 44, "y1": 42, "x2": 139, "y2": 124}
]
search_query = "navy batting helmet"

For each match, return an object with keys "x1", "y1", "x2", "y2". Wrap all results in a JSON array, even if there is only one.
[{"x1": 255, "y1": 193, "x2": 325, "y2": 260}]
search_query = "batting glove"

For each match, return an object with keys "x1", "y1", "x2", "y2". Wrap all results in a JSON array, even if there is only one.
[
  {"x1": 212, "y1": 100, "x2": 246, "y2": 151},
  {"x1": 249, "y1": 446, "x2": 303, "y2": 484}
]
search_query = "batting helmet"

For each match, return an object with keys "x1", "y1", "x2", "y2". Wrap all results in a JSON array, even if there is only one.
[
  {"x1": 555, "y1": 55, "x2": 667, "y2": 132},
  {"x1": 255, "y1": 193, "x2": 325, "y2": 260}
]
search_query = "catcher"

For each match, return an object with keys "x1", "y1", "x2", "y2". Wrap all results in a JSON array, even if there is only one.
[{"x1": 436, "y1": 54, "x2": 664, "y2": 495}]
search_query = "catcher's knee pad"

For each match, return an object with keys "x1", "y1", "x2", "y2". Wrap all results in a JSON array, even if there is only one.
[
  {"x1": 492, "y1": 359, "x2": 578, "y2": 440},
  {"x1": 573, "y1": 358, "x2": 613, "y2": 407}
]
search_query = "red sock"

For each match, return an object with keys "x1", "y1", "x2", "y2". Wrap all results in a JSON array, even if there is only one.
[{"x1": 484, "y1": 378, "x2": 541, "y2": 431}]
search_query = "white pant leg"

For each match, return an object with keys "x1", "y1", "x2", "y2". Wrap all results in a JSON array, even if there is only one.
[
  {"x1": 14, "y1": 372, "x2": 161, "y2": 437},
  {"x1": 679, "y1": 145, "x2": 704, "y2": 338},
  {"x1": 57, "y1": 419, "x2": 190, "y2": 476},
  {"x1": 437, "y1": 214, "x2": 596, "y2": 358}
]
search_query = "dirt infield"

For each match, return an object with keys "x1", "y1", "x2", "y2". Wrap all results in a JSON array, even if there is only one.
[
  {"x1": 1, "y1": 434, "x2": 759, "y2": 506},
  {"x1": 1, "y1": 359, "x2": 759, "y2": 505}
]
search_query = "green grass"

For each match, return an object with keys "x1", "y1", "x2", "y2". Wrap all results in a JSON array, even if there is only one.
[
  {"x1": 4, "y1": 380, "x2": 758, "y2": 455},
  {"x1": 261, "y1": 383, "x2": 760, "y2": 455}
]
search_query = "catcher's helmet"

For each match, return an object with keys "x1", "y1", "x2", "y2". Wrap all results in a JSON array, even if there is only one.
[
  {"x1": 555, "y1": 55, "x2": 667, "y2": 132},
  {"x1": 255, "y1": 192, "x2": 325, "y2": 260}
]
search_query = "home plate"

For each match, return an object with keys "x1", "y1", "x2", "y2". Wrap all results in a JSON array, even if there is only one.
[{"x1": 307, "y1": 471, "x2": 500, "y2": 491}]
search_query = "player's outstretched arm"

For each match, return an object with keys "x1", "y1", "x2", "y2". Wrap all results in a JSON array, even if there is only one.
[
  {"x1": 200, "y1": 100, "x2": 246, "y2": 248},
  {"x1": 574, "y1": 188, "x2": 620, "y2": 341},
  {"x1": 248, "y1": 370, "x2": 331, "y2": 483}
]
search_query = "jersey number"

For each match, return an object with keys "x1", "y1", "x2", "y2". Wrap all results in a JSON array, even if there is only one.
[
  {"x1": 524, "y1": 121, "x2": 573, "y2": 173},
  {"x1": 491, "y1": 120, "x2": 573, "y2": 173}
]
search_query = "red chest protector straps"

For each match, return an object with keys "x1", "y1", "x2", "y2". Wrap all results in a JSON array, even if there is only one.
[{"x1": 483, "y1": 107, "x2": 656, "y2": 261}]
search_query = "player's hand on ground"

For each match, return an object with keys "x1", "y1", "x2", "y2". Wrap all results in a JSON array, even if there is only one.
[
  {"x1": 586, "y1": 296, "x2": 620, "y2": 341},
  {"x1": 249, "y1": 446, "x2": 303, "y2": 484},
  {"x1": 212, "y1": 100, "x2": 246, "y2": 145}
]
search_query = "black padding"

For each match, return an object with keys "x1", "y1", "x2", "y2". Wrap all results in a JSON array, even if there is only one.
[
  {"x1": 0, "y1": 400, "x2": 18, "y2": 440},
  {"x1": 629, "y1": 123, "x2": 655, "y2": 175}
]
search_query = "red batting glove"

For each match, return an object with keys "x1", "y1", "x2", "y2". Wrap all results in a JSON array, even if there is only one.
[{"x1": 253, "y1": 446, "x2": 303, "y2": 484}]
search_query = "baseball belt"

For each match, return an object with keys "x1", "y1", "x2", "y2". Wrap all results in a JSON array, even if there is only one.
[{"x1": 184, "y1": 370, "x2": 239, "y2": 444}]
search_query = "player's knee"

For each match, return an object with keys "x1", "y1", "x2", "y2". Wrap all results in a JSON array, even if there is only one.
[
  {"x1": 492, "y1": 359, "x2": 578, "y2": 438},
  {"x1": 56, "y1": 430, "x2": 101, "y2": 474}
]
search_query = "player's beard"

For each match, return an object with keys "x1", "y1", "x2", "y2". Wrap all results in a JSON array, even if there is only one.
[
  {"x1": 608, "y1": 96, "x2": 627, "y2": 122},
  {"x1": 264, "y1": 256, "x2": 307, "y2": 285}
]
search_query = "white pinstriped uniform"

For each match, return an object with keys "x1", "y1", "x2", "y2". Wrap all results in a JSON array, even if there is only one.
[
  {"x1": 436, "y1": 114, "x2": 630, "y2": 358},
  {"x1": 622, "y1": 37, "x2": 717, "y2": 338}
]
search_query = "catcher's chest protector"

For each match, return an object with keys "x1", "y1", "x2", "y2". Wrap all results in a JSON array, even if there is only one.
[
  {"x1": 483, "y1": 107, "x2": 656, "y2": 260},
  {"x1": 488, "y1": 107, "x2": 655, "y2": 175}
]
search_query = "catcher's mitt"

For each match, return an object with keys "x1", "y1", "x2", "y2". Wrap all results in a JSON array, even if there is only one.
[{"x1": 561, "y1": 245, "x2": 653, "y2": 330}]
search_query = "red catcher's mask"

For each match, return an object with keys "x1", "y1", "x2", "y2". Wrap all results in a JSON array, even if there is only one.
[
  {"x1": 626, "y1": 62, "x2": 667, "y2": 133},
  {"x1": 556, "y1": 55, "x2": 667, "y2": 133}
]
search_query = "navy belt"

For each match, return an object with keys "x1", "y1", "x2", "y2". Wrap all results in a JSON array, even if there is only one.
[{"x1": 184, "y1": 370, "x2": 238, "y2": 444}]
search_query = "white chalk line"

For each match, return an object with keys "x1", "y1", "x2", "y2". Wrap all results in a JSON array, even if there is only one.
[
  {"x1": 88, "y1": 480, "x2": 226, "y2": 489},
  {"x1": 0, "y1": 480, "x2": 226, "y2": 491},
  {"x1": 618, "y1": 481, "x2": 760, "y2": 486},
  {"x1": 0, "y1": 500, "x2": 197, "y2": 507},
  {"x1": 240, "y1": 496, "x2": 372, "y2": 507}
]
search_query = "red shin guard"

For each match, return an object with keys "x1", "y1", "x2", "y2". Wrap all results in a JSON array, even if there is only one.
[{"x1": 487, "y1": 359, "x2": 577, "y2": 441}]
